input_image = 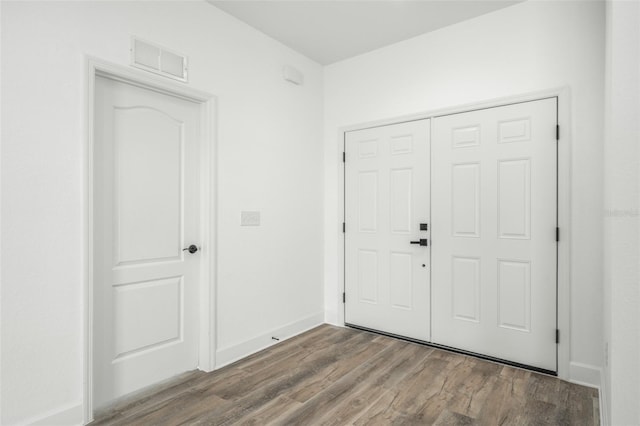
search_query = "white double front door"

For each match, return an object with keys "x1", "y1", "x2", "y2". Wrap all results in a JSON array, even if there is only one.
[{"x1": 344, "y1": 98, "x2": 558, "y2": 372}]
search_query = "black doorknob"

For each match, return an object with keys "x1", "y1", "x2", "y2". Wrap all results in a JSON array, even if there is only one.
[
  {"x1": 183, "y1": 244, "x2": 198, "y2": 254},
  {"x1": 410, "y1": 239, "x2": 428, "y2": 247}
]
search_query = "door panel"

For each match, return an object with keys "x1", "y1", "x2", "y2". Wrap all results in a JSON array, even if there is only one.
[
  {"x1": 94, "y1": 76, "x2": 200, "y2": 407},
  {"x1": 452, "y1": 162, "x2": 480, "y2": 237},
  {"x1": 452, "y1": 256, "x2": 481, "y2": 322},
  {"x1": 113, "y1": 277, "x2": 182, "y2": 358},
  {"x1": 345, "y1": 119, "x2": 430, "y2": 342},
  {"x1": 114, "y1": 106, "x2": 183, "y2": 264},
  {"x1": 431, "y1": 98, "x2": 557, "y2": 371}
]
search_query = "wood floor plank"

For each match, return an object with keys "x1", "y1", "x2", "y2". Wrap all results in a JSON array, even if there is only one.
[
  {"x1": 287, "y1": 337, "x2": 390, "y2": 403},
  {"x1": 386, "y1": 354, "x2": 453, "y2": 416},
  {"x1": 290, "y1": 326, "x2": 396, "y2": 402},
  {"x1": 91, "y1": 371, "x2": 207, "y2": 425},
  {"x1": 568, "y1": 383, "x2": 599, "y2": 426},
  {"x1": 232, "y1": 396, "x2": 303, "y2": 426},
  {"x1": 433, "y1": 409, "x2": 476, "y2": 426},
  {"x1": 90, "y1": 325, "x2": 600, "y2": 426},
  {"x1": 475, "y1": 374, "x2": 515, "y2": 426},
  {"x1": 185, "y1": 331, "x2": 386, "y2": 425},
  {"x1": 214, "y1": 330, "x2": 372, "y2": 402},
  {"x1": 122, "y1": 390, "x2": 229, "y2": 426},
  {"x1": 372, "y1": 351, "x2": 470, "y2": 424},
  {"x1": 233, "y1": 324, "x2": 342, "y2": 374},
  {"x1": 272, "y1": 340, "x2": 415, "y2": 424},
  {"x1": 351, "y1": 389, "x2": 406, "y2": 425},
  {"x1": 314, "y1": 343, "x2": 432, "y2": 425}
]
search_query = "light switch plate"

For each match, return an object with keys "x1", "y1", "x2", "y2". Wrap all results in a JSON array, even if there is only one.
[{"x1": 241, "y1": 211, "x2": 260, "y2": 226}]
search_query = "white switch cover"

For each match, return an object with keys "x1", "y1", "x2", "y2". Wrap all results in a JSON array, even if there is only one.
[{"x1": 241, "y1": 211, "x2": 260, "y2": 226}]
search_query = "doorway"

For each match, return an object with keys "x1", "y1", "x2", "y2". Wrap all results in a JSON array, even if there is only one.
[
  {"x1": 343, "y1": 97, "x2": 559, "y2": 373},
  {"x1": 86, "y1": 59, "x2": 216, "y2": 419}
]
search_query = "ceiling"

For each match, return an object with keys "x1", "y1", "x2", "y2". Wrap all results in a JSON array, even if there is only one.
[{"x1": 208, "y1": 1, "x2": 522, "y2": 65}]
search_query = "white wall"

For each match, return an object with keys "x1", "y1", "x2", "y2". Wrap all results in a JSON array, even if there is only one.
[
  {"x1": 324, "y1": 0, "x2": 605, "y2": 384},
  {"x1": 0, "y1": 1, "x2": 324, "y2": 424},
  {"x1": 603, "y1": 0, "x2": 640, "y2": 424}
]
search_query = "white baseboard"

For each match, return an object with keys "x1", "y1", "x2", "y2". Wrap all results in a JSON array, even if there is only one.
[
  {"x1": 599, "y1": 368, "x2": 610, "y2": 426},
  {"x1": 25, "y1": 402, "x2": 82, "y2": 426},
  {"x1": 215, "y1": 312, "x2": 324, "y2": 369},
  {"x1": 568, "y1": 361, "x2": 602, "y2": 388}
]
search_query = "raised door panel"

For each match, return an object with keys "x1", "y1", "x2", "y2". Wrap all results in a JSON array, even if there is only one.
[
  {"x1": 389, "y1": 252, "x2": 413, "y2": 310},
  {"x1": 498, "y1": 118, "x2": 531, "y2": 144},
  {"x1": 498, "y1": 159, "x2": 531, "y2": 240},
  {"x1": 452, "y1": 163, "x2": 480, "y2": 238},
  {"x1": 452, "y1": 257, "x2": 481, "y2": 323},
  {"x1": 452, "y1": 126, "x2": 480, "y2": 149},
  {"x1": 390, "y1": 134, "x2": 413, "y2": 155},
  {"x1": 113, "y1": 277, "x2": 182, "y2": 359},
  {"x1": 357, "y1": 172, "x2": 378, "y2": 233},
  {"x1": 497, "y1": 260, "x2": 531, "y2": 332},
  {"x1": 114, "y1": 107, "x2": 183, "y2": 265},
  {"x1": 358, "y1": 250, "x2": 378, "y2": 304},
  {"x1": 390, "y1": 168, "x2": 413, "y2": 234}
]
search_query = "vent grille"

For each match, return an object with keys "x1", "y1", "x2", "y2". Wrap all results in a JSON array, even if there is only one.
[{"x1": 131, "y1": 37, "x2": 188, "y2": 82}]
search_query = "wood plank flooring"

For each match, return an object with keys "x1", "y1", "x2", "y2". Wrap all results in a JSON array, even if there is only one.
[{"x1": 91, "y1": 325, "x2": 599, "y2": 425}]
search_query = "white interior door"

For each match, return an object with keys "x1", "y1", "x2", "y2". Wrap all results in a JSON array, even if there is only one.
[
  {"x1": 94, "y1": 75, "x2": 201, "y2": 407},
  {"x1": 345, "y1": 119, "x2": 431, "y2": 342},
  {"x1": 431, "y1": 98, "x2": 557, "y2": 371}
]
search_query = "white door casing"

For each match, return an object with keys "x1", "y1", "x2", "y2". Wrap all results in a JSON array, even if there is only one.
[
  {"x1": 344, "y1": 119, "x2": 431, "y2": 342},
  {"x1": 431, "y1": 98, "x2": 558, "y2": 372},
  {"x1": 93, "y1": 75, "x2": 201, "y2": 407}
]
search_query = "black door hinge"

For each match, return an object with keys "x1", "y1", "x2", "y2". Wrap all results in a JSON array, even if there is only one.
[
  {"x1": 342, "y1": 292, "x2": 345, "y2": 303},
  {"x1": 342, "y1": 152, "x2": 346, "y2": 163},
  {"x1": 556, "y1": 329, "x2": 560, "y2": 344},
  {"x1": 556, "y1": 125, "x2": 560, "y2": 141},
  {"x1": 556, "y1": 227, "x2": 560, "y2": 242},
  {"x1": 342, "y1": 222, "x2": 345, "y2": 233}
]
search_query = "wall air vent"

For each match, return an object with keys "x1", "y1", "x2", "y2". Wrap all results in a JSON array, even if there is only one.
[{"x1": 131, "y1": 37, "x2": 188, "y2": 82}]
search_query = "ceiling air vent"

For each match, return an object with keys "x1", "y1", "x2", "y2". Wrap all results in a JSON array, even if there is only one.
[{"x1": 131, "y1": 37, "x2": 188, "y2": 82}]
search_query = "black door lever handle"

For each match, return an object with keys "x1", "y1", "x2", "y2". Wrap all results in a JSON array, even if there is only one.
[
  {"x1": 183, "y1": 244, "x2": 198, "y2": 254},
  {"x1": 410, "y1": 239, "x2": 428, "y2": 246}
]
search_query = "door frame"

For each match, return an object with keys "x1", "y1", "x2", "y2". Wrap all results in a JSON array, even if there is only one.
[
  {"x1": 337, "y1": 87, "x2": 571, "y2": 380},
  {"x1": 83, "y1": 57, "x2": 218, "y2": 423}
]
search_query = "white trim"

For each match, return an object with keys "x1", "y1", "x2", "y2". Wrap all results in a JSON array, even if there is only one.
[
  {"x1": 600, "y1": 368, "x2": 609, "y2": 426},
  {"x1": 83, "y1": 57, "x2": 217, "y2": 424},
  {"x1": 215, "y1": 312, "x2": 324, "y2": 369},
  {"x1": 557, "y1": 88, "x2": 572, "y2": 382},
  {"x1": 197, "y1": 90, "x2": 218, "y2": 373},
  {"x1": 26, "y1": 403, "x2": 83, "y2": 426},
  {"x1": 569, "y1": 362, "x2": 602, "y2": 388},
  {"x1": 0, "y1": 2, "x2": 3, "y2": 423},
  {"x1": 336, "y1": 87, "x2": 571, "y2": 380}
]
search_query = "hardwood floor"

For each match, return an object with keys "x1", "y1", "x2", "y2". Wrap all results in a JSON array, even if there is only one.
[{"x1": 91, "y1": 325, "x2": 599, "y2": 425}]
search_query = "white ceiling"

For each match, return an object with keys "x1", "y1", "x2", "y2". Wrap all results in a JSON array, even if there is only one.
[{"x1": 208, "y1": 1, "x2": 522, "y2": 65}]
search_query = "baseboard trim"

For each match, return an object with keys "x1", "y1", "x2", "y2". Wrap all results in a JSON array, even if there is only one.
[
  {"x1": 599, "y1": 368, "x2": 609, "y2": 426},
  {"x1": 568, "y1": 361, "x2": 601, "y2": 388},
  {"x1": 24, "y1": 402, "x2": 83, "y2": 426},
  {"x1": 215, "y1": 312, "x2": 324, "y2": 369}
]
